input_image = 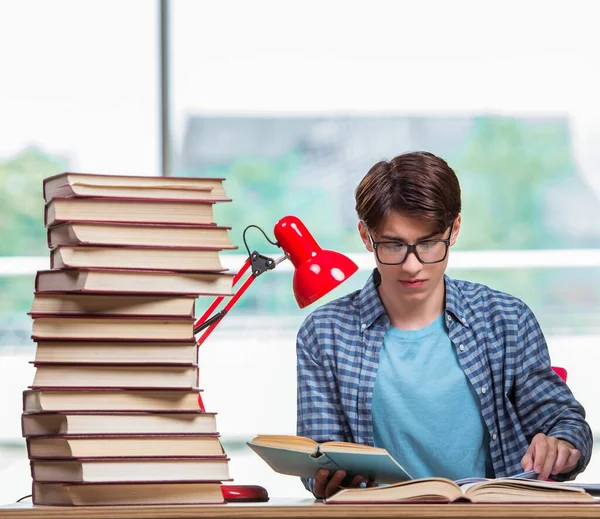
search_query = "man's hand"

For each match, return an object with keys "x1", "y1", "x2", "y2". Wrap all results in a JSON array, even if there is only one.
[
  {"x1": 312, "y1": 469, "x2": 375, "y2": 499},
  {"x1": 521, "y1": 433, "x2": 581, "y2": 480}
]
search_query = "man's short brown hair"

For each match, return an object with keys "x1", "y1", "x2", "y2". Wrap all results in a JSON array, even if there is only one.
[{"x1": 355, "y1": 151, "x2": 461, "y2": 233}]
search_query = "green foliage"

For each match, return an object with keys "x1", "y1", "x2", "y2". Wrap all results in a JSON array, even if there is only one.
[
  {"x1": 0, "y1": 147, "x2": 68, "y2": 255},
  {"x1": 451, "y1": 117, "x2": 576, "y2": 250}
]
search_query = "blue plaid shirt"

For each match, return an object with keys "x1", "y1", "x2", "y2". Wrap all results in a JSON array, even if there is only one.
[{"x1": 297, "y1": 270, "x2": 592, "y2": 491}]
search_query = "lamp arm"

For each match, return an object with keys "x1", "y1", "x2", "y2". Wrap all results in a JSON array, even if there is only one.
[{"x1": 194, "y1": 251, "x2": 285, "y2": 346}]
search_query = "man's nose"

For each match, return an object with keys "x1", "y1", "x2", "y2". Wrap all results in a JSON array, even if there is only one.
[{"x1": 402, "y1": 250, "x2": 422, "y2": 274}]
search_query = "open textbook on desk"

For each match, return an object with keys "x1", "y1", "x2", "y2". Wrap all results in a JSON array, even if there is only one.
[{"x1": 325, "y1": 477, "x2": 596, "y2": 504}]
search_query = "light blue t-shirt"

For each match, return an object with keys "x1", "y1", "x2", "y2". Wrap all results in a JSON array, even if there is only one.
[{"x1": 371, "y1": 314, "x2": 492, "y2": 480}]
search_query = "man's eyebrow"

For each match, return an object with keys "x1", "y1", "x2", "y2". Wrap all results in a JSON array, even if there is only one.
[{"x1": 379, "y1": 230, "x2": 440, "y2": 242}]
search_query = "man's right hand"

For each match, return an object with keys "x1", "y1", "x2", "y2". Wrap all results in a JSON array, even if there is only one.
[{"x1": 312, "y1": 469, "x2": 374, "y2": 499}]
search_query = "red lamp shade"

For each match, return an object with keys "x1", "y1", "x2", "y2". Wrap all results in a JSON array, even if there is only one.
[{"x1": 273, "y1": 215, "x2": 359, "y2": 308}]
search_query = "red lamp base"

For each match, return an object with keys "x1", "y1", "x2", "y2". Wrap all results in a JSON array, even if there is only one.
[{"x1": 221, "y1": 484, "x2": 269, "y2": 502}]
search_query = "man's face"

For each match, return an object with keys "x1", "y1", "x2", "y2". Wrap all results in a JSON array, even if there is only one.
[{"x1": 359, "y1": 211, "x2": 460, "y2": 304}]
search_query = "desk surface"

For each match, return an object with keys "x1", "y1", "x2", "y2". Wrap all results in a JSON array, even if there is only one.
[{"x1": 2, "y1": 499, "x2": 600, "y2": 519}]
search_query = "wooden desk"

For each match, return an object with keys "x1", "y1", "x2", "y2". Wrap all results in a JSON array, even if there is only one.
[{"x1": 1, "y1": 499, "x2": 600, "y2": 519}]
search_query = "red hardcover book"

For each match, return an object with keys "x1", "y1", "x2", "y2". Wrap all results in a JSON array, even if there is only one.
[
  {"x1": 34, "y1": 268, "x2": 234, "y2": 295},
  {"x1": 45, "y1": 196, "x2": 218, "y2": 227},
  {"x1": 47, "y1": 221, "x2": 235, "y2": 249},
  {"x1": 43, "y1": 172, "x2": 230, "y2": 202},
  {"x1": 30, "y1": 456, "x2": 231, "y2": 483},
  {"x1": 21, "y1": 410, "x2": 218, "y2": 436}
]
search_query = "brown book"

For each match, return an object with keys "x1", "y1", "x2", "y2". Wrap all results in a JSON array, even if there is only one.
[
  {"x1": 45, "y1": 197, "x2": 217, "y2": 226},
  {"x1": 30, "y1": 293, "x2": 196, "y2": 317},
  {"x1": 325, "y1": 477, "x2": 594, "y2": 504},
  {"x1": 33, "y1": 340, "x2": 198, "y2": 365},
  {"x1": 35, "y1": 268, "x2": 234, "y2": 295},
  {"x1": 26, "y1": 434, "x2": 225, "y2": 458},
  {"x1": 31, "y1": 315, "x2": 195, "y2": 341},
  {"x1": 30, "y1": 364, "x2": 199, "y2": 389},
  {"x1": 43, "y1": 172, "x2": 230, "y2": 202},
  {"x1": 22, "y1": 410, "x2": 217, "y2": 436},
  {"x1": 32, "y1": 480, "x2": 225, "y2": 506},
  {"x1": 47, "y1": 221, "x2": 235, "y2": 249},
  {"x1": 30, "y1": 456, "x2": 231, "y2": 482},
  {"x1": 50, "y1": 245, "x2": 226, "y2": 272},
  {"x1": 23, "y1": 388, "x2": 204, "y2": 412}
]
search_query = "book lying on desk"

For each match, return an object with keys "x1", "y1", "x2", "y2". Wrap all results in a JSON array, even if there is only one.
[
  {"x1": 45, "y1": 196, "x2": 217, "y2": 226},
  {"x1": 50, "y1": 245, "x2": 226, "y2": 272},
  {"x1": 32, "y1": 480, "x2": 225, "y2": 506},
  {"x1": 22, "y1": 410, "x2": 217, "y2": 436},
  {"x1": 30, "y1": 293, "x2": 197, "y2": 317},
  {"x1": 26, "y1": 433, "x2": 224, "y2": 458},
  {"x1": 47, "y1": 221, "x2": 235, "y2": 249},
  {"x1": 31, "y1": 315, "x2": 195, "y2": 341},
  {"x1": 33, "y1": 340, "x2": 198, "y2": 365},
  {"x1": 43, "y1": 172, "x2": 230, "y2": 202},
  {"x1": 35, "y1": 268, "x2": 234, "y2": 295},
  {"x1": 247, "y1": 435, "x2": 411, "y2": 484},
  {"x1": 30, "y1": 363, "x2": 199, "y2": 389},
  {"x1": 23, "y1": 388, "x2": 205, "y2": 412},
  {"x1": 324, "y1": 477, "x2": 595, "y2": 504},
  {"x1": 30, "y1": 456, "x2": 231, "y2": 482}
]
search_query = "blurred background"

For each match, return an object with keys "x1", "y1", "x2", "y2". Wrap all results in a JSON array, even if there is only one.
[{"x1": 1, "y1": 0, "x2": 600, "y2": 503}]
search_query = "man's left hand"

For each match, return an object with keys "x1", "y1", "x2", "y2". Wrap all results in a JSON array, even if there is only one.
[{"x1": 521, "y1": 433, "x2": 580, "y2": 480}]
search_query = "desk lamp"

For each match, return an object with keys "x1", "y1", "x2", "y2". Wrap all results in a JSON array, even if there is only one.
[{"x1": 193, "y1": 215, "x2": 359, "y2": 502}]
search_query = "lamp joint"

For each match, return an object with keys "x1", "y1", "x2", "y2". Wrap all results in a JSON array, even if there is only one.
[{"x1": 250, "y1": 251, "x2": 277, "y2": 277}]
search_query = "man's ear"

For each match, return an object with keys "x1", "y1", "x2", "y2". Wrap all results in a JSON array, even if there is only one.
[
  {"x1": 358, "y1": 221, "x2": 374, "y2": 252},
  {"x1": 450, "y1": 214, "x2": 461, "y2": 246}
]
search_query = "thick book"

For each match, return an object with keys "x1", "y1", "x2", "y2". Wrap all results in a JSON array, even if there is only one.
[
  {"x1": 43, "y1": 172, "x2": 230, "y2": 202},
  {"x1": 26, "y1": 434, "x2": 225, "y2": 458},
  {"x1": 35, "y1": 268, "x2": 234, "y2": 295},
  {"x1": 23, "y1": 389, "x2": 204, "y2": 412},
  {"x1": 31, "y1": 315, "x2": 195, "y2": 341},
  {"x1": 33, "y1": 340, "x2": 198, "y2": 365},
  {"x1": 325, "y1": 477, "x2": 595, "y2": 504},
  {"x1": 30, "y1": 293, "x2": 197, "y2": 317},
  {"x1": 45, "y1": 197, "x2": 217, "y2": 227},
  {"x1": 30, "y1": 456, "x2": 231, "y2": 482},
  {"x1": 247, "y1": 435, "x2": 411, "y2": 485},
  {"x1": 32, "y1": 480, "x2": 225, "y2": 506},
  {"x1": 30, "y1": 364, "x2": 199, "y2": 389},
  {"x1": 50, "y1": 245, "x2": 226, "y2": 272},
  {"x1": 21, "y1": 410, "x2": 217, "y2": 436},
  {"x1": 47, "y1": 221, "x2": 235, "y2": 249}
]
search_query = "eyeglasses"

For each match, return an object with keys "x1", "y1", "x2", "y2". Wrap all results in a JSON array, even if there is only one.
[{"x1": 367, "y1": 223, "x2": 454, "y2": 265}]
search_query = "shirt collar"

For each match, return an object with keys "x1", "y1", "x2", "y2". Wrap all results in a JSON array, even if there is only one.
[{"x1": 357, "y1": 270, "x2": 470, "y2": 329}]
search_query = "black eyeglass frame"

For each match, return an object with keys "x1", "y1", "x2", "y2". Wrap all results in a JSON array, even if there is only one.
[{"x1": 367, "y1": 223, "x2": 454, "y2": 265}]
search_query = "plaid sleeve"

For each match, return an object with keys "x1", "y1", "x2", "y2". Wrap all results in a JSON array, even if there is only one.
[
  {"x1": 513, "y1": 303, "x2": 593, "y2": 480},
  {"x1": 296, "y1": 315, "x2": 352, "y2": 494}
]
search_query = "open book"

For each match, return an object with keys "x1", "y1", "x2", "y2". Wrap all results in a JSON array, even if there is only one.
[
  {"x1": 247, "y1": 435, "x2": 411, "y2": 484},
  {"x1": 324, "y1": 477, "x2": 595, "y2": 504}
]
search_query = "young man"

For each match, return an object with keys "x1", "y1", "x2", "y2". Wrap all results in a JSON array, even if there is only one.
[{"x1": 296, "y1": 151, "x2": 592, "y2": 498}]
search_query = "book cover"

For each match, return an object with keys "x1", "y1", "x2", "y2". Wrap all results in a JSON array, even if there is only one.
[
  {"x1": 47, "y1": 221, "x2": 235, "y2": 249},
  {"x1": 32, "y1": 480, "x2": 225, "y2": 506},
  {"x1": 34, "y1": 268, "x2": 234, "y2": 296},
  {"x1": 23, "y1": 388, "x2": 205, "y2": 412},
  {"x1": 26, "y1": 433, "x2": 225, "y2": 458},
  {"x1": 50, "y1": 245, "x2": 227, "y2": 272},
  {"x1": 30, "y1": 315, "x2": 196, "y2": 341},
  {"x1": 30, "y1": 293, "x2": 197, "y2": 317},
  {"x1": 30, "y1": 456, "x2": 231, "y2": 483},
  {"x1": 43, "y1": 172, "x2": 230, "y2": 202},
  {"x1": 45, "y1": 196, "x2": 217, "y2": 227},
  {"x1": 30, "y1": 364, "x2": 199, "y2": 390},
  {"x1": 21, "y1": 410, "x2": 217, "y2": 436},
  {"x1": 247, "y1": 435, "x2": 412, "y2": 484}
]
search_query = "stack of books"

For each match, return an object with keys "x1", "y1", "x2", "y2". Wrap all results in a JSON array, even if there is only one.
[{"x1": 22, "y1": 172, "x2": 237, "y2": 506}]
